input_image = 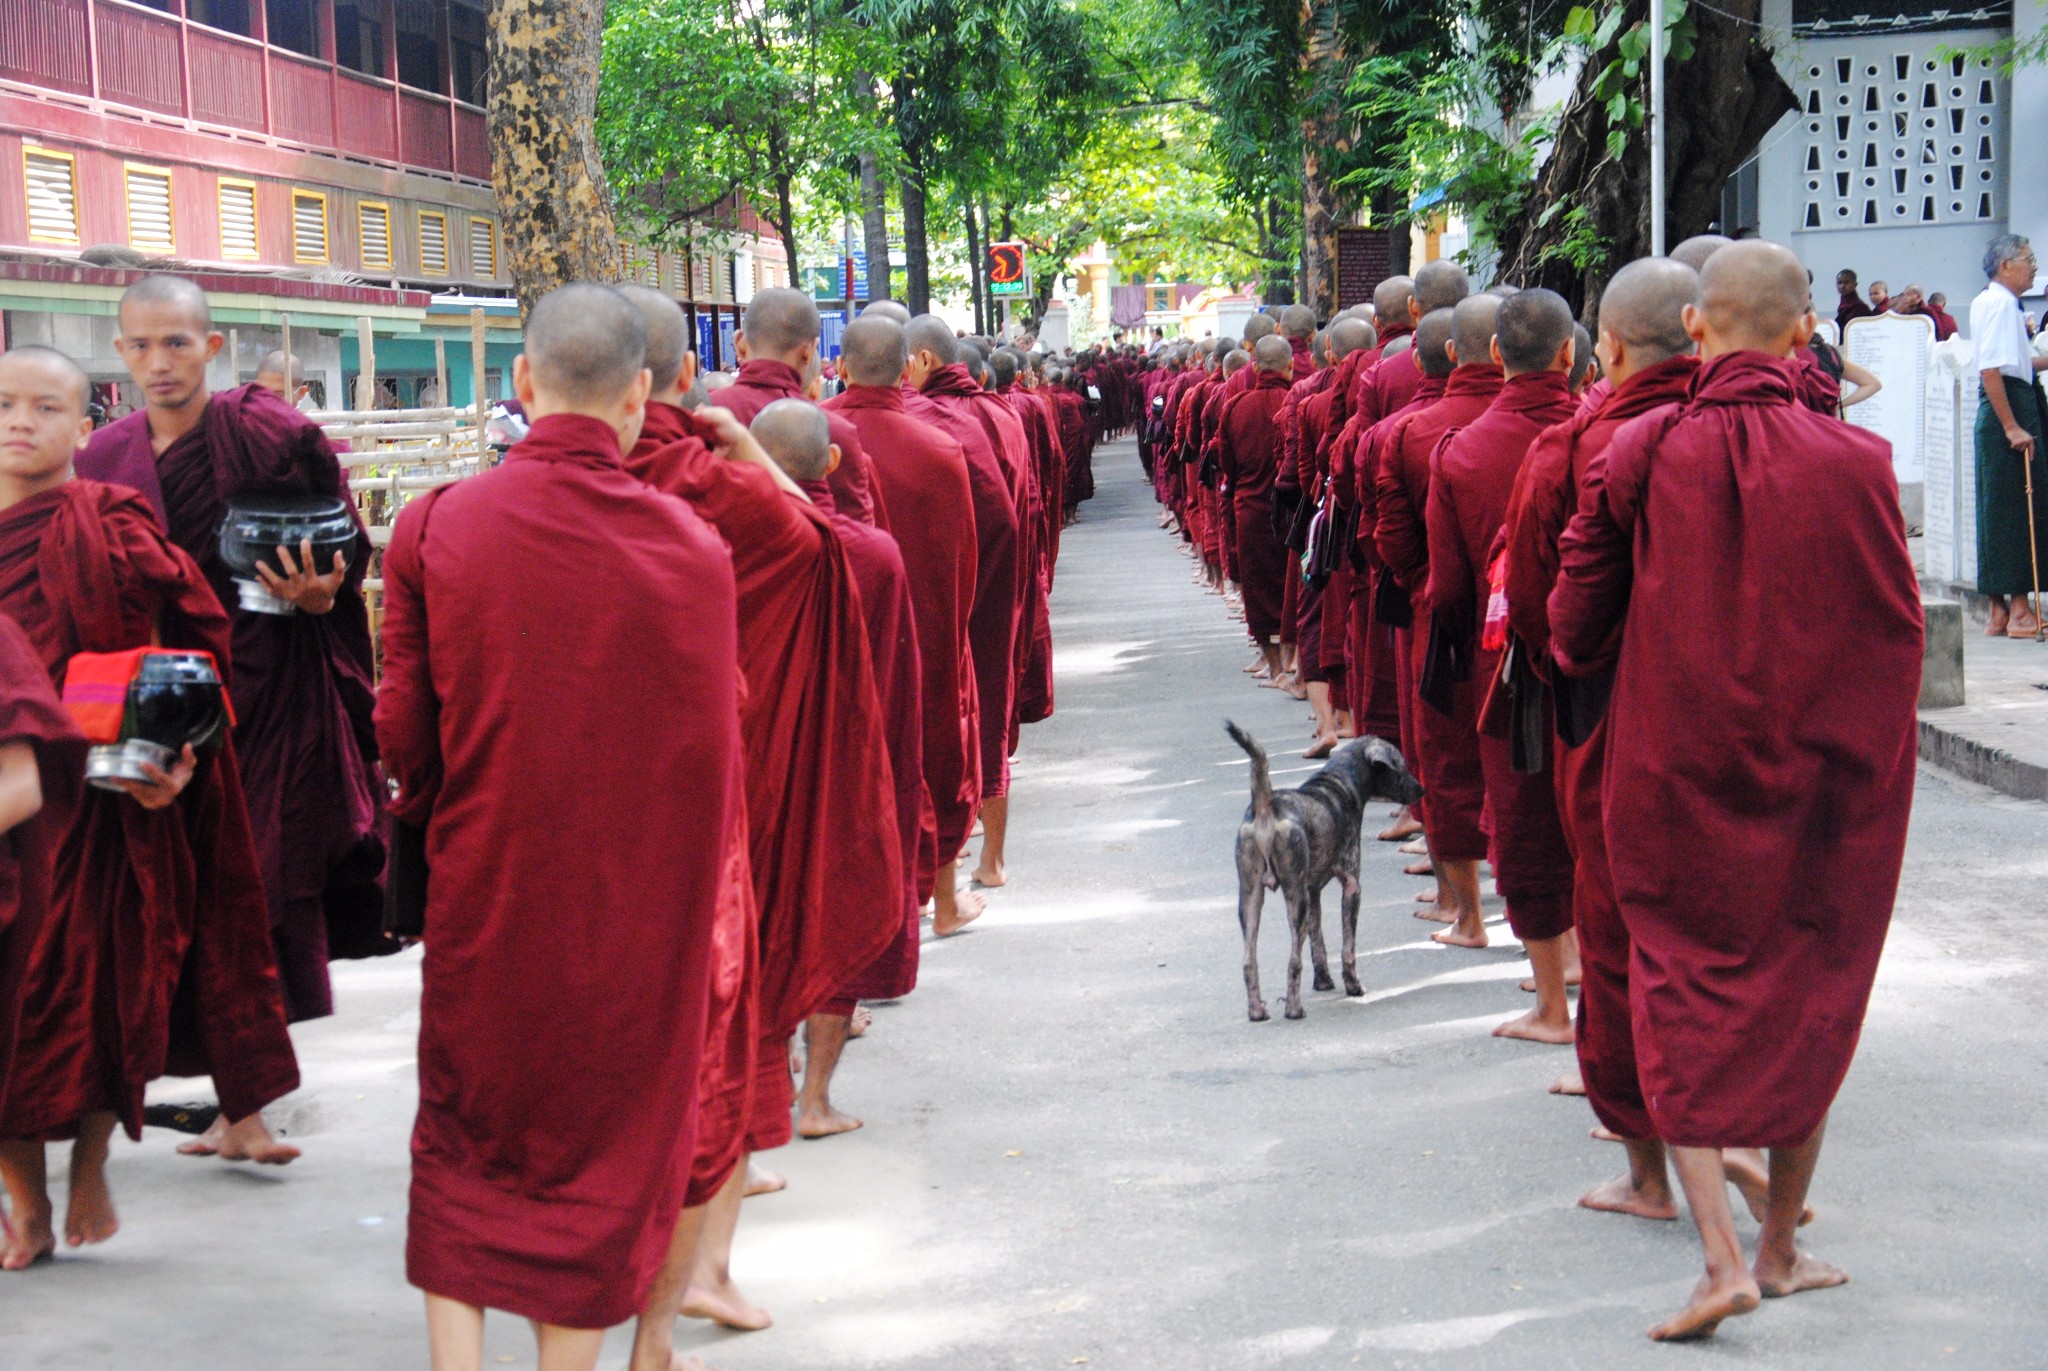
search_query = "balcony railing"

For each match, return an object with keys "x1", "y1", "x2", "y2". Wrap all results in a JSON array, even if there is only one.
[{"x1": 0, "y1": 0, "x2": 491, "y2": 183}]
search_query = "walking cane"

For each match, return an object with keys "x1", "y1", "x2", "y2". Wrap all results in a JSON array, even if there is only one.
[{"x1": 2025, "y1": 441, "x2": 2045, "y2": 641}]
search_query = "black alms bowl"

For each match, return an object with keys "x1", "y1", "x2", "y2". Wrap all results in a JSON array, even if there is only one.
[
  {"x1": 127, "y1": 651, "x2": 228, "y2": 752},
  {"x1": 218, "y1": 494, "x2": 357, "y2": 581}
]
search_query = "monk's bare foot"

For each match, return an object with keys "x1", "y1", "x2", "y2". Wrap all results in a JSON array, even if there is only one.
[
  {"x1": 1303, "y1": 734, "x2": 1337, "y2": 760},
  {"x1": 1398, "y1": 837, "x2": 1429, "y2": 855},
  {"x1": 1, "y1": 1201, "x2": 54, "y2": 1270},
  {"x1": 796, "y1": 1101, "x2": 863, "y2": 1139},
  {"x1": 1519, "y1": 968, "x2": 1582, "y2": 992},
  {"x1": 1580, "y1": 1172, "x2": 1680, "y2": 1221},
  {"x1": 214, "y1": 1114, "x2": 299, "y2": 1165},
  {"x1": 1722, "y1": 1149, "x2": 1816, "y2": 1226},
  {"x1": 742, "y1": 1163, "x2": 785, "y2": 1197},
  {"x1": 1591, "y1": 1124, "x2": 1623, "y2": 1142},
  {"x1": 1404, "y1": 860, "x2": 1432, "y2": 876},
  {"x1": 1647, "y1": 1271, "x2": 1760, "y2": 1341},
  {"x1": 1754, "y1": 1248, "x2": 1848, "y2": 1299},
  {"x1": 1549, "y1": 1070, "x2": 1586, "y2": 1096},
  {"x1": 63, "y1": 1166, "x2": 117, "y2": 1249},
  {"x1": 681, "y1": 1276, "x2": 772, "y2": 1332},
  {"x1": 1280, "y1": 676, "x2": 1308, "y2": 701},
  {"x1": 1987, "y1": 602, "x2": 2010, "y2": 635},
  {"x1": 176, "y1": 1116, "x2": 227, "y2": 1157},
  {"x1": 667, "y1": 1355, "x2": 719, "y2": 1371},
  {"x1": 1432, "y1": 926, "x2": 1488, "y2": 949},
  {"x1": 933, "y1": 887, "x2": 985, "y2": 936},
  {"x1": 970, "y1": 858, "x2": 1007, "y2": 888},
  {"x1": 1493, "y1": 1007, "x2": 1573, "y2": 1043},
  {"x1": 1378, "y1": 815, "x2": 1423, "y2": 842},
  {"x1": 848, "y1": 1005, "x2": 872, "y2": 1039}
]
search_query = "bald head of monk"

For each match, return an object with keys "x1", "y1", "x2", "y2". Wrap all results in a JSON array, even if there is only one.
[
  {"x1": 1687, "y1": 240, "x2": 1815, "y2": 359},
  {"x1": 617, "y1": 285, "x2": 695, "y2": 403},
  {"x1": 114, "y1": 273, "x2": 222, "y2": 420},
  {"x1": 513, "y1": 283, "x2": 650, "y2": 442},
  {"x1": 841, "y1": 316, "x2": 908, "y2": 388},
  {"x1": 1414, "y1": 309, "x2": 1456, "y2": 377},
  {"x1": 1413, "y1": 259, "x2": 1472, "y2": 322},
  {"x1": 0, "y1": 346, "x2": 94, "y2": 504},
  {"x1": 1669, "y1": 233, "x2": 1732, "y2": 272},
  {"x1": 1490, "y1": 287, "x2": 1575, "y2": 376},
  {"x1": 1569, "y1": 323, "x2": 1595, "y2": 391},
  {"x1": 1223, "y1": 348, "x2": 1251, "y2": 376},
  {"x1": 1279, "y1": 305, "x2": 1316, "y2": 340},
  {"x1": 1243, "y1": 313, "x2": 1278, "y2": 346},
  {"x1": 1447, "y1": 293, "x2": 1503, "y2": 370},
  {"x1": 1375, "y1": 275, "x2": 1416, "y2": 325},
  {"x1": 904, "y1": 314, "x2": 959, "y2": 390},
  {"x1": 1329, "y1": 317, "x2": 1376, "y2": 360},
  {"x1": 859, "y1": 299, "x2": 911, "y2": 324},
  {"x1": 987, "y1": 348, "x2": 1020, "y2": 389},
  {"x1": 1253, "y1": 335, "x2": 1294, "y2": 375},
  {"x1": 960, "y1": 348, "x2": 988, "y2": 386},
  {"x1": 739, "y1": 286, "x2": 821, "y2": 370},
  {"x1": 750, "y1": 398, "x2": 837, "y2": 484},
  {"x1": 254, "y1": 349, "x2": 306, "y2": 405},
  {"x1": 1595, "y1": 255, "x2": 1700, "y2": 383}
]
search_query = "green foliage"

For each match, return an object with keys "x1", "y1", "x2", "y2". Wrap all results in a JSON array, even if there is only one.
[{"x1": 1562, "y1": 0, "x2": 1693, "y2": 160}]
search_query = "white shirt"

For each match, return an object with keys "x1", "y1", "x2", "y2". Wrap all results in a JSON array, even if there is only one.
[{"x1": 1970, "y1": 280, "x2": 2033, "y2": 381}]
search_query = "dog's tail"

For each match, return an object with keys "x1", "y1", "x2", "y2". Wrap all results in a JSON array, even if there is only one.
[{"x1": 1224, "y1": 720, "x2": 1273, "y2": 822}]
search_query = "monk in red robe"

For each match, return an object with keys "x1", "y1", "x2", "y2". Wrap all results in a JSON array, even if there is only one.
[
  {"x1": 749, "y1": 399, "x2": 926, "y2": 1146},
  {"x1": 1550, "y1": 242, "x2": 1923, "y2": 1341},
  {"x1": 1215, "y1": 338, "x2": 1299, "y2": 678},
  {"x1": 0, "y1": 346, "x2": 295, "y2": 1269},
  {"x1": 990, "y1": 348, "x2": 1058, "y2": 727},
  {"x1": 77, "y1": 275, "x2": 380, "y2": 1163},
  {"x1": 1376, "y1": 295, "x2": 1503, "y2": 940},
  {"x1": 1424, "y1": 289, "x2": 1581, "y2": 1038},
  {"x1": 1503, "y1": 257, "x2": 1699, "y2": 1221},
  {"x1": 1300, "y1": 319, "x2": 1379, "y2": 756},
  {"x1": 905, "y1": 317, "x2": 1024, "y2": 904},
  {"x1": 609, "y1": 297, "x2": 899, "y2": 1356}
]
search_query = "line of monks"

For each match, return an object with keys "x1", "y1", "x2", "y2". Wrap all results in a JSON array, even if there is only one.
[
  {"x1": 0, "y1": 272, "x2": 1108, "y2": 1371},
  {"x1": 1144, "y1": 239, "x2": 1924, "y2": 1342}
]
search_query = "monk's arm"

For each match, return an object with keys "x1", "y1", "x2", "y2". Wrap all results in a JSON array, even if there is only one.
[
  {"x1": 1374, "y1": 438, "x2": 1428, "y2": 591},
  {"x1": 372, "y1": 503, "x2": 443, "y2": 821},
  {"x1": 0, "y1": 739, "x2": 41, "y2": 834},
  {"x1": 1548, "y1": 437, "x2": 1645, "y2": 678}
]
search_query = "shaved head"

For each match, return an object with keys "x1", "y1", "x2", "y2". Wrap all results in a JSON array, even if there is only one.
[
  {"x1": 1374, "y1": 275, "x2": 1415, "y2": 321},
  {"x1": 904, "y1": 314, "x2": 958, "y2": 367},
  {"x1": 1329, "y1": 317, "x2": 1375, "y2": 359},
  {"x1": 1242, "y1": 313, "x2": 1278, "y2": 344},
  {"x1": 617, "y1": 285, "x2": 691, "y2": 393},
  {"x1": 1493, "y1": 288, "x2": 1575, "y2": 373},
  {"x1": 0, "y1": 345, "x2": 91, "y2": 412},
  {"x1": 1569, "y1": 324, "x2": 1595, "y2": 389},
  {"x1": 841, "y1": 316, "x2": 907, "y2": 387},
  {"x1": 961, "y1": 349, "x2": 987, "y2": 384},
  {"x1": 1223, "y1": 348, "x2": 1250, "y2": 375},
  {"x1": 1279, "y1": 305, "x2": 1316, "y2": 340},
  {"x1": 1414, "y1": 260, "x2": 1471, "y2": 314},
  {"x1": 1415, "y1": 309, "x2": 1456, "y2": 376},
  {"x1": 750, "y1": 398, "x2": 833, "y2": 482},
  {"x1": 860, "y1": 299, "x2": 910, "y2": 323},
  {"x1": 524, "y1": 283, "x2": 647, "y2": 405},
  {"x1": 255, "y1": 350, "x2": 303, "y2": 386},
  {"x1": 1253, "y1": 335, "x2": 1293, "y2": 373},
  {"x1": 741, "y1": 286, "x2": 820, "y2": 360},
  {"x1": 1450, "y1": 294, "x2": 1503, "y2": 368},
  {"x1": 1670, "y1": 233, "x2": 1732, "y2": 272},
  {"x1": 988, "y1": 349, "x2": 1019, "y2": 388},
  {"x1": 1597, "y1": 257, "x2": 1699, "y2": 361},
  {"x1": 1697, "y1": 240, "x2": 1813, "y2": 351},
  {"x1": 119, "y1": 272, "x2": 212, "y2": 332}
]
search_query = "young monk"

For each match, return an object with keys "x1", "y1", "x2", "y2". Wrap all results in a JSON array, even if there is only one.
[
  {"x1": 1214, "y1": 337, "x2": 1299, "y2": 681},
  {"x1": 1504, "y1": 257, "x2": 1700, "y2": 1216},
  {"x1": 81, "y1": 276, "x2": 384, "y2": 1166},
  {"x1": 1550, "y1": 241, "x2": 1923, "y2": 1340},
  {"x1": 1423, "y1": 289, "x2": 1581, "y2": 1041},
  {"x1": 0, "y1": 346, "x2": 297, "y2": 1269},
  {"x1": 378, "y1": 285, "x2": 740, "y2": 1371}
]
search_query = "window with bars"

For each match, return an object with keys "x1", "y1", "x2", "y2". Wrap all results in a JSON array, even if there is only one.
[
  {"x1": 359, "y1": 202, "x2": 392, "y2": 270},
  {"x1": 292, "y1": 190, "x2": 329, "y2": 264},
  {"x1": 24, "y1": 147, "x2": 78, "y2": 244},
  {"x1": 124, "y1": 164, "x2": 174, "y2": 253},
  {"x1": 468, "y1": 217, "x2": 495, "y2": 277},
  {"x1": 419, "y1": 211, "x2": 448, "y2": 275},
  {"x1": 218, "y1": 179, "x2": 259, "y2": 259}
]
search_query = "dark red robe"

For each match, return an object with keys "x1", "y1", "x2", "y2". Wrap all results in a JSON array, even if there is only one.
[
  {"x1": 1504, "y1": 355, "x2": 1696, "y2": 1139},
  {"x1": 1424, "y1": 370, "x2": 1580, "y2": 940},
  {"x1": 714, "y1": 358, "x2": 886, "y2": 527},
  {"x1": 1374, "y1": 365, "x2": 1503, "y2": 861},
  {"x1": 1353, "y1": 372, "x2": 1448, "y2": 762},
  {"x1": 1214, "y1": 370, "x2": 1294, "y2": 642},
  {"x1": 379, "y1": 414, "x2": 736, "y2": 1329},
  {"x1": 824, "y1": 385, "x2": 982, "y2": 869},
  {"x1": 80, "y1": 387, "x2": 385, "y2": 1022},
  {"x1": 1549, "y1": 352, "x2": 1922, "y2": 1149},
  {"x1": 0, "y1": 482, "x2": 295, "y2": 1143}
]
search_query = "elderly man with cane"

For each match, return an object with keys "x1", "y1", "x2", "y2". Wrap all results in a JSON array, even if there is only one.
[{"x1": 1971, "y1": 234, "x2": 2048, "y2": 639}]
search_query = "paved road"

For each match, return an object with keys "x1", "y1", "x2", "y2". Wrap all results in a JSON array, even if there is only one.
[{"x1": 8, "y1": 441, "x2": 2046, "y2": 1369}]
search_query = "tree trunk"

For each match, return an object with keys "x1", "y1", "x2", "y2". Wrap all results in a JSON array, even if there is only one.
[
  {"x1": 1493, "y1": 0, "x2": 1792, "y2": 317},
  {"x1": 900, "y1": 166, "x2": 931, "y2": 314},
  {"x1": 1381, "y1": 188, "x2": 1411, "y2": 277},
  {"x1": 766, "y1": 122, "x2": 801, "y2": 287},
  {"x1": 1296, "y1": 0, "x2": 1349, "y2": 320},
  {"x1": 964, "y1": 194, "x2": 986, "y2": 335},
  {"x1": 1260, "y1": 198, "x2": 1294, "y2": 305},
  {"x1": 1300, "y1": 142, "x2": 1339, "y2": 319},
  {"x1": 858, "y1": 153, "x2": 891, "y2": 302},
  {"x1": 486, "y1": 0, "x2": 624, "y2": 311}
]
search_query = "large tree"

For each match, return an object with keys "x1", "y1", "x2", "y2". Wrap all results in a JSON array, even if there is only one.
[{"x1": 488, "y1": 0, "x2": 626, "y2": 309}]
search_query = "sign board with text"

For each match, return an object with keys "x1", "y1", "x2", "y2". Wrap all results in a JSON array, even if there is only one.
[
  {"x1": 988, "y1": 241, "x2": 1029, "y2": 296},
  {"x1": 1843, "y1": 311, "x2": 1934, "y2": 486}
]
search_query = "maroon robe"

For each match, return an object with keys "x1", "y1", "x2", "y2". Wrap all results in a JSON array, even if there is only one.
[
  {"x1": 1424, "y1": 370, "x2": 1580, "y2": 941},
  {"x1": 715, "y1": 358, "x2": 887, "y2": 527},
  {"x1": 1051, "y1": 385, "x2": 1094, "y2": 507},
  {"x1": 80, "y1": 387, "x2": 385, "y2": 1023},
  {"x1": 1504, "y1": 355, "x2": 1696, "y2": 1139},
  {"x1": 822, "y1": 385, "x2": 981, "y2": 868},
  {"x1": 624, "y1": 402, "x2": 901, "y2": 1166},
  {"x1": 1354, "y1": 372, "x2": 1447, "y2": 760},
  {"x1": 0, "y1": 482, "x2": 295, "y2": 1143},
  {"x1": 796, "y1": 476, "x2": 926, "y2": 1009},
  {"x1": 1214, "y1": 370, "x2": 1294, "y2": 642},
  {"x1": 380, "y1": 414, "x2": 736, "y2": 1329},
  {"x1": 1374, "y1": 365, "x2": 1503, "y2": 861},
  {"x1": 910, "y1": 370, "x2": 1023, "y2": 797},
  {"x1": 1549, "y1": 352, "x2": 1922, "y2": 1148}
]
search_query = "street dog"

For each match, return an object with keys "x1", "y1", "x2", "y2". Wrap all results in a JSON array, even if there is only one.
[{"x1": 1226, "y1": 722, "x2": 1424, "y2": 1022}]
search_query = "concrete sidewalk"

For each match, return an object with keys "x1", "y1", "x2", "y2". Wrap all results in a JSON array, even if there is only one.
[{"x1": 1919, "y1": 620, "x2": 2048, "y2": 799}]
